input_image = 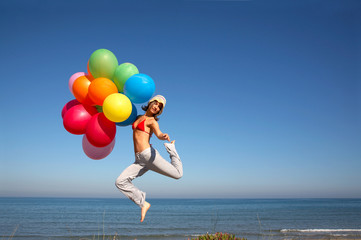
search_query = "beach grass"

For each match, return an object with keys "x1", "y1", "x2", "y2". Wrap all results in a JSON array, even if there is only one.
[{"x1": 189, "y1": 232, "x2": 246, "y2": 240}]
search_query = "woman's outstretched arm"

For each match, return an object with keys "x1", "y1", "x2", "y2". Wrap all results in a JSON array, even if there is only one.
[{"x1": 149, "y1": 119, "x2": 170, "y2": 141}]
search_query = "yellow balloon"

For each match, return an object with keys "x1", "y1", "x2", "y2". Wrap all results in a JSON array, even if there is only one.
[{"x1": 103, "y1": 93, "x2": 132, "y2": 122}]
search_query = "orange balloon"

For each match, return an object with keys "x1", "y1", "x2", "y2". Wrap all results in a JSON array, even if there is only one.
[
  {"x1": 72, "y1": 75, "x2": 94, "y2": 105},
  {"x1": 88, "y1": 77, "x2": 118, "y2": 106},
  {"x1": 87, "y1": 61, "x2": 94, "y2": 81}
]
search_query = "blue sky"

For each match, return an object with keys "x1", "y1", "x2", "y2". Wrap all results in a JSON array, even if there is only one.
[{"x1": 0, "y1": 0, "x2": 360, "y2": 198}]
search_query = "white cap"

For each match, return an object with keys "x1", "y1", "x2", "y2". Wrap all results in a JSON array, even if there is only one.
[{"x1": 149, "y1": 95, "x2": 166, "y2": 107}]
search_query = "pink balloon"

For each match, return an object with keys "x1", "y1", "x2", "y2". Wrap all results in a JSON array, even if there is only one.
[
  {"x1": 61, "y1": 99, "x2": 80, "y2": 118},
  {"x1": 82, "y1": 135, "x2": 115, "y2": 160},
  {"x1": 63, "y1": 104, "x2": 98, "y2": 135},
  {"x1": 69, "y1": 72, "x2": 86, "y2": 94},
  {"x1": 85, "y1": 113, "x2": 116, "y2": 147}
]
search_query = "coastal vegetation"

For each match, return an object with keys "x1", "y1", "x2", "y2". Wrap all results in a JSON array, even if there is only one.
[{"x1": 190, "y1": 232, "x2": 246, "y2": 240}]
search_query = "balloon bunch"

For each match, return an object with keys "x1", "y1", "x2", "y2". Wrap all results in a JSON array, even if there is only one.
[{"x1": 61, "y1": 49, "x2": 155, "y2": 160}]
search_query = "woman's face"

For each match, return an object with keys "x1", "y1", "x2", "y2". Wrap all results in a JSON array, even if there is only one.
[{"x1": 149, "y1": 101, "x2": 163, "y2": 115}]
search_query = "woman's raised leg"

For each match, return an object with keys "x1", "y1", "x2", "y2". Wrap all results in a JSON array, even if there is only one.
[{"x1": 138, "y1": 142, "x2": 183, "y2": 179}]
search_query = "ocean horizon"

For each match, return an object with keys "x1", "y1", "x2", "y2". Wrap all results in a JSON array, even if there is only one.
[{"x1": 1, "y1": 197, "x2": 361, "y2": 240}]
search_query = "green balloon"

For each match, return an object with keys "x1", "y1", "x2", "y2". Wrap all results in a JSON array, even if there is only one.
[
  {"x1": 89, "y1": 49, "x2": 118, "y2": 80},
  {"x1": 95, "y1": 105, "x2": 103, "y2": 113},
  {"x1": 113, "y1": 63, "x2": 139, "y2": 92}
]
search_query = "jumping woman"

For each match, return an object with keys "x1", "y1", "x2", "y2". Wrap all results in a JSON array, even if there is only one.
[{"x1": 115, "y1": 95, "x2": 183, "y2": 222}]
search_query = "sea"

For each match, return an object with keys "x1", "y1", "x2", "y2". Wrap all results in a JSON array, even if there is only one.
[{"x1": 1, "y1": 198, "x2": 361, "y2": 240}]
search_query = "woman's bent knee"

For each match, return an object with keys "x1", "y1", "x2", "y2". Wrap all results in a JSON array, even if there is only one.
[
  {"x1": 173, "y1": 172, "x2": 183, "y2": 180},
  {"x1": 115, "y1": 177, "x2": 127, "y2": 190}
]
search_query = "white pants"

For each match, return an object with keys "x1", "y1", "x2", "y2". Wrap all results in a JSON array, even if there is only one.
[{"x1": 115, "y1": 143, "x2": 183, "y2": 207}]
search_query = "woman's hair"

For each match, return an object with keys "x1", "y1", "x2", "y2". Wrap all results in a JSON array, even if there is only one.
[{"x1": 141, "y1": 101, "x2": 163, "y2": 121}]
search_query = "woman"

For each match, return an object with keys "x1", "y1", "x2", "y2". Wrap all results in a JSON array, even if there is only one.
[{"x1": 115, "y1": 95, "x2": 183, "y2": 222}]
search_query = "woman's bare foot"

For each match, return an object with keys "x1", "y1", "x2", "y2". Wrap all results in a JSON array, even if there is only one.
[
  {"x1": 164, "y1": 140, "x2": 179, "y2": 159},
  {"x1": 140, "y1": 201, "x2": 151, "y2": 222}
]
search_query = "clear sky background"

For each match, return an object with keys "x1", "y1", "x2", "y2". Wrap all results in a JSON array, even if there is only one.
[{"x1": 0, "y1": 0, "x2": 360, "y2": 199}]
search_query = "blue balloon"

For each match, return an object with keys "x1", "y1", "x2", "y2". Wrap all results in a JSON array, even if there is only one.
[
  {"x1": 124, "y1": 73, "x2": 155, "y2": 104},
  {"x1": 116, "y1": 103, "x2": 138, "y2": 127}
]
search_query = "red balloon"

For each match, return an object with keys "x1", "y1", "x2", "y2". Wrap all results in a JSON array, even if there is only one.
[
  {"x1": 85, "y1": 112, "x2": 116, "y2": 147},
  {"x1": 82, "y1": 135, "x2": 115, "y2": 160},
  {"x1": 61, "y1": 99, "x2": 80, "y2": 119},
  {"x1": 63, "y1": 104, "x2": 98, "y2": 135}
]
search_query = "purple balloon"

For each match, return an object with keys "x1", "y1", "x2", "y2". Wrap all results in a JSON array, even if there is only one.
[
  {"x1": 82, "y1": 135, "x2": 115, "y2": 160},
  {"x1": 69, "y1": 72, "x2": 86, "y2": 94}
]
